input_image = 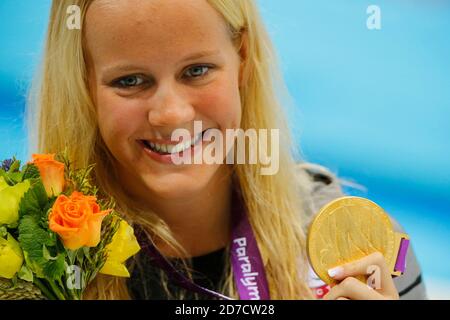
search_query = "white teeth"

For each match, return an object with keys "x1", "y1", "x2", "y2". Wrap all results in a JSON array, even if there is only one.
[
  {"x1": 166, "y1": 144, "x2": 175, "y2": 153},
  {"x1": 144, "y1": 132, "x2": 203, "y2": 154}
]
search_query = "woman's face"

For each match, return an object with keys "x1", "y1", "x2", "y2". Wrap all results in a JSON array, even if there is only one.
[{"x1": 85, "y1": 0, "x2": 244, "y2": 201}]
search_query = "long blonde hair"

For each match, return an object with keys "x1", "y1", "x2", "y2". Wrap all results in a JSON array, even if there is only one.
[{"x1": 27, "y1": 0, "x2": 315, "y2": 299}]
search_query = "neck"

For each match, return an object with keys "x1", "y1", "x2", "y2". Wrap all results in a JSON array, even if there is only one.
[{"x1": 143, "y1": 166, "x2": 233, "y2": 258}]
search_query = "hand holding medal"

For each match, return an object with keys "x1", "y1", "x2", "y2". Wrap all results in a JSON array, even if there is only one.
[{"x1": 307, "y1": 197, "x2": 410, "y2": 300}]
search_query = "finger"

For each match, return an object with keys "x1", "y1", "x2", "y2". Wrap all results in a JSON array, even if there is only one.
[
  {"x1": 327, "y1": 252, "x2": 397, "y2": 295},
  {"x1": 327, "y1": 252, "x2": 388, "y2": 280},
  {"x1": 323, "y1": 277, "x2": 386, "y2": 300}
]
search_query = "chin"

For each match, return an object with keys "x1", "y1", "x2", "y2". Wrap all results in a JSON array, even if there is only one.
[{"x1": 142, "y1": 164, "x2": 220, "y2": 200}]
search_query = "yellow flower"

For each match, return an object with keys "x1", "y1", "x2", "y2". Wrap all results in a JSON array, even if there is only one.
[
  {"x1": 0, "y1": 176, "x2": 31, "y2": 225},
  {"x1": 100, "y1": 219, "x2": 140, "y2": 277},
  {"x1": 0, "y1": 233, "x2": 24, "y2": 279}
]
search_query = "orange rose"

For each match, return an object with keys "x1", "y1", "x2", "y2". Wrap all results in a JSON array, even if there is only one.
[
  {"x1": 48, "y1": 191, "x2": 110, "y2": 250},
  {"x1": 31, "y1": 154, "x2": 65, "y2": 197}
]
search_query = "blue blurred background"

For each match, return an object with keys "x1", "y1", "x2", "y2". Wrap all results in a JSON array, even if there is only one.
[{"x1": 1, "y1": 0, "x2": 449, "y2": 298}]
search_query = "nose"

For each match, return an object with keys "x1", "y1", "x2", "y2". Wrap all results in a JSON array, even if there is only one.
[{"x1": 147, "y1": 81, "x2": 195, "y2": 127}]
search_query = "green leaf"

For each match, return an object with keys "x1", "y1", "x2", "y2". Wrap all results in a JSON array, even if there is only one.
[
  {"x1": 17, "y1": 176, "x2": 65, "y2": 283},
  {"x1": 18, "y1": 265, "x2": 34, "y2": 282},
  {"x1": 66, "y1": 249, "x2": 79, "y2": 266},
  {"x1": 0, "y1": 171, "x2": 14, "y2": 186},
  {"x1": 21, "y1": 164, "x2": 40, "y2": 181},
  {"x1": 0, "y1": 226, "x2": 6, "y2": 238},
  {"x1": 8, "y1": 159, "x2": 21, "y2": 173},
  {"x1": 18, "y1": 186, "x2": 42, "y2": 220},
  {"x1": 76, "y1": 249, "x2": 85, "y2": 265},
  {"x1": 43, "y1": 245, "x2": 58, "y2": 261},
  {"x1": 6, "y1": 221, "x2": 18, "y2": 229},
  {"x1": 33, "y1": 179, "x2": 49, "y2": 211},
  {"x1": 7, "y1": 172, "x2": 23, "y2": 184},
  {"x1": 18, "y1": 215, "x2": 55, "y2": 277},
  {"x1": 43, "y1": 253, "x2": 66, "y2": 281},
  {"x1": 18, "y1": 179, "x2": 48, "y2": 220},
  {"x1": 82, "y1": 247, "x2": 93, "y2": 264}
]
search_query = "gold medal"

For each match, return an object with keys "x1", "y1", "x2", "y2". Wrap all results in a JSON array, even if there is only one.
[{"x1": 307, "y1": 196, "x2": 409, "y2": 285}]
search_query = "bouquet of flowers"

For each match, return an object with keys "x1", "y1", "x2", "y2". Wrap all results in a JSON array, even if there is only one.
[{"x1": 0, "y1": 152, "x2": 140, "y2": 299}]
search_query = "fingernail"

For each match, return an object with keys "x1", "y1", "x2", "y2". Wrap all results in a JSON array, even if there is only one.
[{"x1": 328, "y1": 266, "x2": 344, "y2": 278}]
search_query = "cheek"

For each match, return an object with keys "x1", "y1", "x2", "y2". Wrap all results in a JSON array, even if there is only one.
[
  {"x1": 96, "y1": 90, "x2": 143, "y2": 150},
  {"x1": 195, "y1": 78, "x2": 242, "y2": 129}
]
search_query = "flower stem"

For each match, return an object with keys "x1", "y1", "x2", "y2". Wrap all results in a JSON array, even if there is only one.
[
  {"x1": 33, "y1": 278, "x2": 57, "y2": 300},
  {"x1": 47, "y1": 280, "x2": 67, "y2": 300}
]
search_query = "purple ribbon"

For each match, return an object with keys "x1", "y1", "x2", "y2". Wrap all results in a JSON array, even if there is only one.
[
  {"x1": 394, "y1": 238, "x2": 410, "y2": 274},
  {"x1": 229, "y1": 192, "x2": 270, "y2": 300},
  {"x1": 135, "y1": 227, "x2": 232, "y2": 300},
  {"x1": 135, "y1": 188, "x2": 270, "y2": 300}
]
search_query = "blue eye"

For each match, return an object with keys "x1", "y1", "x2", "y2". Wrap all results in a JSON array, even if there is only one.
[
  {"x1": 115, "y1": 75, "x2": 145, "y2": 88},
  {"x1": 184, "y1": 65, "x2": 211, "y2": 78}
]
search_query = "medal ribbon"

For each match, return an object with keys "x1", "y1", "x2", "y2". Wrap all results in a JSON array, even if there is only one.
[{"x1": 135, "y1": 189, "x2": 270, "y2": 300}]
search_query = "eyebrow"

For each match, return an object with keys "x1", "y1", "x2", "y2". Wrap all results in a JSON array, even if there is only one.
[
  {"x1": 100, "y1": 49, "x2": 221, "y2": 79},
  {"x1": 179, "y1": 49, "x2": 221, "y2": 63}
]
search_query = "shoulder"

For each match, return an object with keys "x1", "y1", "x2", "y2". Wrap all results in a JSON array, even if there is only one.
[
  {"x1": 295, "y1": 162, "x2": 346, "y2": 225},
  {"x1": 296, "y1": 162, "x2": 428, "y2": 299}
]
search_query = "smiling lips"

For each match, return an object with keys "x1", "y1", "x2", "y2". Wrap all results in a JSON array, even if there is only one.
[{"x1": 140, "y1": 130, "x2": 208, "y2": 155}]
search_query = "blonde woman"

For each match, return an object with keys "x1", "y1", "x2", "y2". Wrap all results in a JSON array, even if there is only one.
[{"x1": 27, "y1": 0, "x2": 426, "y2": 300}]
